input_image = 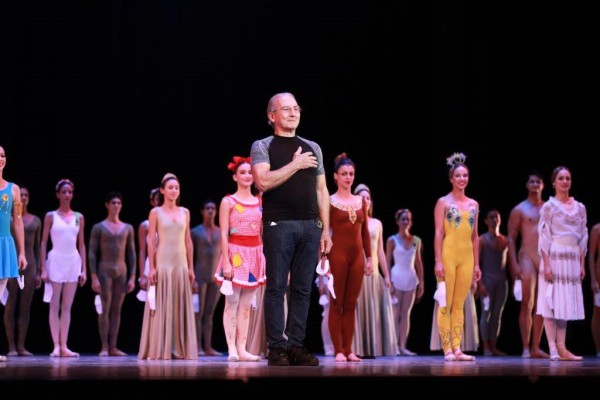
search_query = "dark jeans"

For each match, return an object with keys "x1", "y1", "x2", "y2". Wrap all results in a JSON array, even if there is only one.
[{"x1": 263, "y1": 219, "x2": 321, "y2": 349}]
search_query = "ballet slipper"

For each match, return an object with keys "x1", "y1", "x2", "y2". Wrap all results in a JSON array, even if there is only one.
[
  {"x1": 0, "y1": 355, "x2": 6, "y2": 362},
  {"x1": 50, "y1": 349, "x2": 60, "y2": 357},
  {"x1": 399, "y1": 348, "x2": 417, "y2": 356},
  {"x1": 453, "y1": 349, "x2": 475, "y2": 361},
  {"x1": 346, "y1": 353, "x2": 362, "y2": 362},
  {"x1": 334, "y1": 353, "x2": 347, "y2": 362},
  {"x1": 17, "y1": 349, "x2": 33, "y2": 356},
  {"x1": 530, "y1": 349, "x2": 550, "y2": 359},
  {"x1": 558, "y1": 348, "x2": 583, "y2": 361},
  {"x1": 99, "y1": 350, "x2": 109, "y2": 357},
  {"x1": 109, "y1": 348, "x2": 128, "y2": 356},
  {"x1": 238, "y1": 353, "x2": 261, "y2": 361},
  {"x1": 204, "y1": 348, "x2": 223, "y2": 356},
  {"x1": 7, "y1": 351, "x2": 18, "y2": 356},
  {"x1": 444, "y1": 351, "x2": 456, "y2": 361},
  {"x1": 60, "y1": 349, "x2": 80, "y2": 357},
  {"x1": 227, "y1": 354, "x2": 240, "y2": 362}
]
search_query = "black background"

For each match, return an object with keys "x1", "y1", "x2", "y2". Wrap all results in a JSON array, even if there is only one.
[{"x1": 1, "y1": 1, "x2": 599, "y2": 356}]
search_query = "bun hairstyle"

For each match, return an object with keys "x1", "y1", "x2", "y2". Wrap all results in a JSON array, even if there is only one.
[
  {"x1": 159, "y1": 173, "x2": 180, "y2": 205},
  {"x1": 395, "y1": 208, "x2": 411, "y2": 221},
  {"x1": 445, "y1": 152, "x2": 468, "y2": 178},
  {"x1": 333, "y1": 152, "x2": 355, "y2": 173},
  {"x1": 227, "y1": 156, "x2": 251, "y2": 173},
  {"x1": 161, "y1": 173, "x2": 178, "y2": 186},
  {"x1": 550, "y1": 166, "x2": 570, "y2": 186},
  {"x1": 55, "y1": 178, "x2": 74, "y2": 193},
  {"x1": 354, "y1": 183, "x2": 373, "y2": 217},
  {"x1": 149, "y1": 187, "x2": 160, "y2": 200},
  {"x1": 353, "y1": 183, "x2": 370, "y2": 196}
]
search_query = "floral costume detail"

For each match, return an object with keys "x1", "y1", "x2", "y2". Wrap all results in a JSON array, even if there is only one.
[{"x1": 215, "y1": 195, "x2": 266, "y2": 288}]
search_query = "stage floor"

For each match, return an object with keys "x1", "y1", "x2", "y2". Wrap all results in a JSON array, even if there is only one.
[{"x1": 1, "y1": 354, "x2": 599, "y2": 393}]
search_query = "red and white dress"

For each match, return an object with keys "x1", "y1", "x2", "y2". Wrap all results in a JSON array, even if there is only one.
[{"x1": 214, "y1": 195, "x2": 266, "y2": 288}]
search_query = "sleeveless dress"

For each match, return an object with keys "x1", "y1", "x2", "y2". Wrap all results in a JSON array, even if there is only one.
[
  {"x1": 47, "y1": 211, "x2": 82, "y2": 283},
  {"x1": 352, "y1": 218, "x2": 398, "y2": 357},
  {"x1": 138, "y1": 207, "x2": 198, "y2": 360},
  {"x1": 0, "y1": 183, "x2": 19, "y2": 279}
]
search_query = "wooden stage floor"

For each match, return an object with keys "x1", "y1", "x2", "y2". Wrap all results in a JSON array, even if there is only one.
[{"x1": 1, "y1": 354, "x2": 599, "y2": 393}]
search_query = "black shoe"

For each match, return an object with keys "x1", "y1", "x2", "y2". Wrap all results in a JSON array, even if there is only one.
[
  {"x1": 288, "y1": 345, "x2": 319, "y2": 366},
  {"x1": 267, "y1": 347, "x2": 290, "y2": 366}
]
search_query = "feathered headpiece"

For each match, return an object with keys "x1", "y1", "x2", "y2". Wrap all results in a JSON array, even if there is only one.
[
  {"x1": 227, "y1": 156, "x2": 251, "y2": 172},
  {"x1": 446, "y1": 152, "x2": 466, "y2": 167}
]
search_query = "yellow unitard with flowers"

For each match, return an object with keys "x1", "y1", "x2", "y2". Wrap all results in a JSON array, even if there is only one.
[{"x1": 437, "y1": 208, "x2": 476, "y2": 353}]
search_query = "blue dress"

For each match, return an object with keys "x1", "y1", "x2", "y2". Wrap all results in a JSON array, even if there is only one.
[{"x1": 0, "y1": 182, "x2": 19, "y2": 279}]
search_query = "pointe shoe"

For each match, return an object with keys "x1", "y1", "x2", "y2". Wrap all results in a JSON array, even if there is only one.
[
  {"x1": 444, "y1": 351, "x2": 456, "y2": 361},
  {"x1": 453, "y1": 349, "x2": 475, "y2": 361}
]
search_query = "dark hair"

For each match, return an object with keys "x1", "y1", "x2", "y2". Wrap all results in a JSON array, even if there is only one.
[
  {"x1": 333, "y1": 152, "x2": 355, "y2": 173},
  {"x1": 527, "y1": 170, "x2": 544, "y2": 182},
  {"x1": 55, "y1": 178, "x2": 74, "y2": 193},
  {"x1": 395, "y1": 208, "x2": 411, "y2": 221},
  {"x1": 202, "y1": 199, "x2": 216, "y2": 210},
  {"x1": 105, "y1": 191, "x2": 122, "y2": 204},
  {"x1": 550, "y1": 166, "x2": 570, "y2": 185}
]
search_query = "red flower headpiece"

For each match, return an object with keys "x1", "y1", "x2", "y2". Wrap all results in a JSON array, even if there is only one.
[{"x1": 227, "y1": 156, "x2": 251, "y2": 172}]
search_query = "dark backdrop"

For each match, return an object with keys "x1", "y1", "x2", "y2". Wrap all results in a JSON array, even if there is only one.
[{"x1": 1, "y1": 1, "x2": 599, "y2": 356}]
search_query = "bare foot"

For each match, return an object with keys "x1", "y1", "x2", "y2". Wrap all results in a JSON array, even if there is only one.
[
  {"x1": 17, "y1": 349, "x2": 33, "y2": 356},
  {"x1": 530, "y1": 349, "x2": 550, "y2": 359},
  {"x1": 99, "y1": 350, "x2": 109, "y2": 357},
  {"x1": 60, "y1": 349, "x2": 80, "y2": 357},
  {"x1": 7, "y1": 351, "x2": 18, "y2": 356},
  {"x1": 109, "y1": 348, "x2": 127, "y2": 356},
  {"x1": 334, "y1": 353, "x2": 347, "y2": 362},
  {"x1": 346, "y1": 353, "x2": 362, "y2": 362},
  {"x1": 204, "y1": 348, "x2": 223, "y2": 356}
]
